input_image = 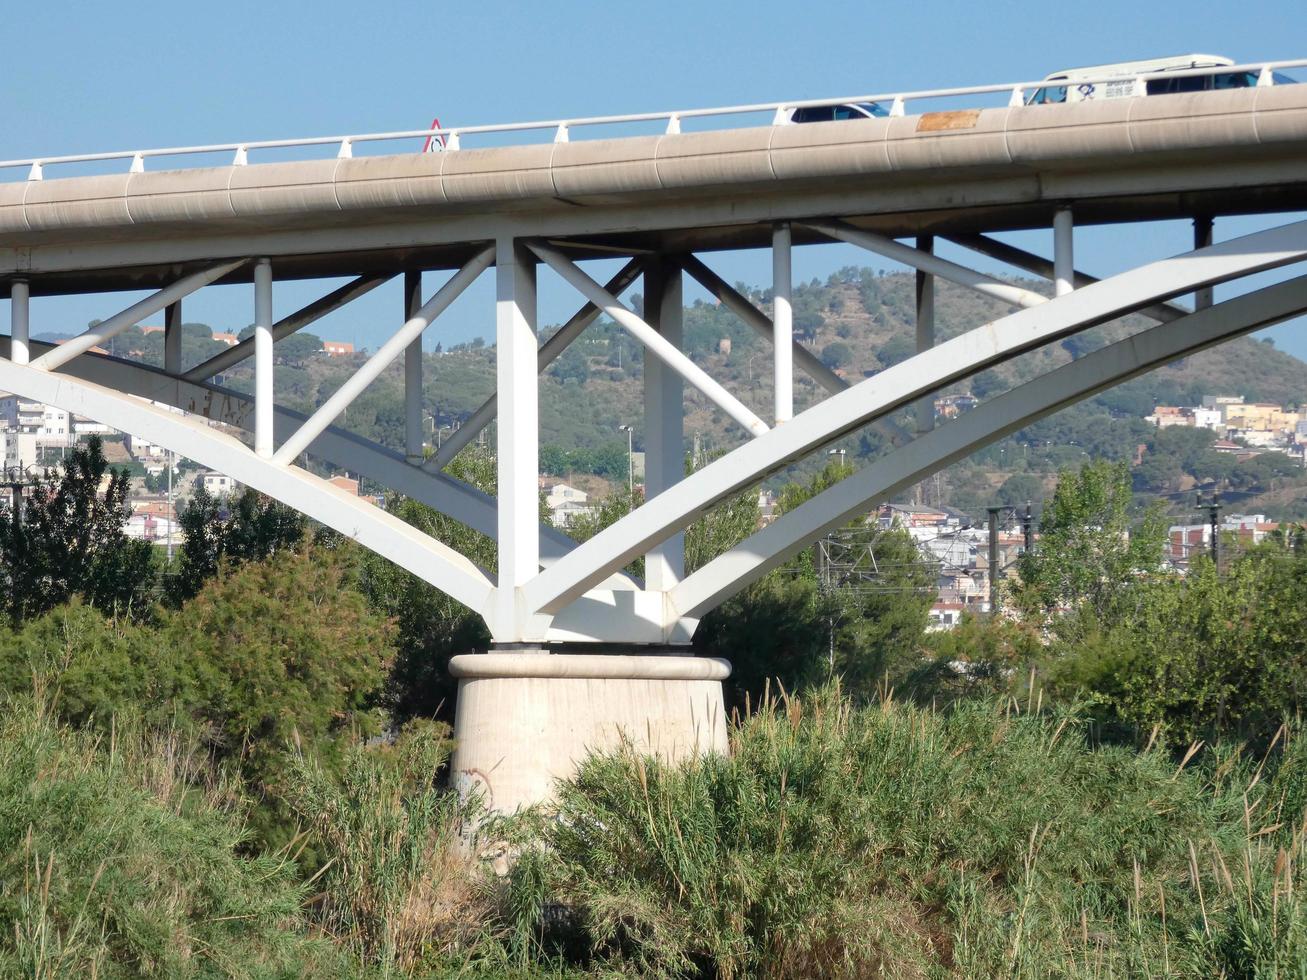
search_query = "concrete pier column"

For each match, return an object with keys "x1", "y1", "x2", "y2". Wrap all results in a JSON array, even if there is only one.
[{"x1": 449, "y1": 652, "x2": 731, "y2": 813}]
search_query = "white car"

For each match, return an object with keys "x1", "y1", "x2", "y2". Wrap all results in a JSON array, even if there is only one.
[{"x1": 780, "y1": 101, "x2": 889, "y2": 124}]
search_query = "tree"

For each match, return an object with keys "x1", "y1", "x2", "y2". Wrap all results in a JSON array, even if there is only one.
[
  {"x1": 819, "y1": 341, "x2": 852, "y2": 370},
  {"x1": 1012, "y1": 460, "x2": 1165, "y2": 631},
  {"x1": 549, "y1": 345, "x2": 590, "y2": 386},
  {"x1": 996, "y1": 473, "x2": 1043, "y2": 509},
  {"x1": 167, "y1": 487, "x2": 306, "y2": 605},
  {"x1": 1043, "y1": 544, "x2": 1307, "y2": 743},
  {"x1": 794, "y1": 311, "x2": 823, "y2": 343},
  {"x1": 877, "y1": 333, "x2": 915, "y2": 368},
  {"x1": 167, "y1": 544, "x2": 395, "y2": 797},
  {"x1": 353, "y1": 448, "x2": 497, "y2": 722},
  {"x1": 0, "y1": 437, "x2": 156, "y2": 624},
  {"x1": 701, "y1": 461, "x2": 934, "y2": 706}
]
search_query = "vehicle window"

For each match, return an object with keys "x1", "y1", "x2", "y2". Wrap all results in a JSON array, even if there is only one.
[
  {"x1": 1213, "y1": 71, "x2": 1257, "y2": 89},
  {"x1": 832, "y1": 104, "x2": 867, "y2": 120},
  {"x1": 858, "y1": 101, "x2": 890, "y2": 117},
  {"x1": 792, "y1": 106, "x2": 835, "y2": 123},
  {"x1": 1274, "y1": 71, "x2": 1298, "y2": 85},
  {"x1": 1027, "y1": 86, "x2": 1067, "y2": 105},
  {"x1": 1146, "y1": 75, "x2": 1210, "y2": 95}
]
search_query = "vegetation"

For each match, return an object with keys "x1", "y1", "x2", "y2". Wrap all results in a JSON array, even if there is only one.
[
  {"x1": 167, "y1": 485, "x2": 306, "y2": 605},
  {"x1": 511, "y1": 687, "x2": 1306, "y2": 978},
  {"x1": 0, "y1": 695, "x2": 344, "y2": 978},
  {"x1": 2, "y1": 304, "x2": 1306, "y2": 974},
  {"x1": 0, "y1": 437, "x2": 155, "y2": 624},
  {"x1": 3, "y1": 681, "x2": 1302, "y2": 978}
]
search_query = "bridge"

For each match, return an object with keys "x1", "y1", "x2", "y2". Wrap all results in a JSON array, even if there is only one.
[{"x1": 4, "y1": 60, "x2": 1307, "y2": 809}]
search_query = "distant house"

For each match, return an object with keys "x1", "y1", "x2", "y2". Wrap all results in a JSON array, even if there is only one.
[
  {"x1": 934, "y1": 393, "x2": 978, "y2": 419},
  {"x1": 124, "y1": 432, "x2": 167, "y2": 459},
  {"x1": 195, "y1": 471, "x2": 238, "y2": 497},
  {"x1": 322, "y1": 341, "x2": 355, "y2": 357},
  {"x1": 543, "y1": 482, "x2": 592, "y2": 527},
  {"x1": 877, "y1": 502, "x2": 956, "y2": 531},
  {"x1": 211, "y1": 332, "x2": 239, "y2": 347},
  {"x1": 1145, "y1": 406, "x2": 1195, "y2": 428},
  {"x1": 328, "y1": 474, "x2": 360, "y2": 496}
]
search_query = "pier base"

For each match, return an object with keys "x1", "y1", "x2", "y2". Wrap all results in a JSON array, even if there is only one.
[{"x1": 449, "y1": 652, "x2": 731, "y2": 814}]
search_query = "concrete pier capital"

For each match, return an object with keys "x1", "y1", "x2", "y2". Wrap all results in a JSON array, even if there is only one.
[{"x1": 449, "y1": 651, "x2": 731, "y2": 682}]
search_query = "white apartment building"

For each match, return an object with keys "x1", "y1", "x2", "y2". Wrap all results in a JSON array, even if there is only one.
[
  {"x1": 195, "y1": 471, "x2": 239, "y2": 497},
  {"x1": 0, "y1": 394, "x2": 72, "y2": 469}
]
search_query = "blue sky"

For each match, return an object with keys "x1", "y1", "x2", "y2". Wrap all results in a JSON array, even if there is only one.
[{"x1": 5, "y1": 0, "x2": 1307, "y2": 359}]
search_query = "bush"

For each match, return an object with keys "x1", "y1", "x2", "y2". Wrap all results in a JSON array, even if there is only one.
[
  {"x1": 0, "y1": 696, "x2": 345, "y2": 977},
  {"x1": 510, "y1": 686, "x2": 1306, "y2": 978},
  {"x1": 0, "y1": 601, "x2": 170, "y2": 731},
  {"x1": 166, "y1": 545, "x2": 395, "y2": 800}
]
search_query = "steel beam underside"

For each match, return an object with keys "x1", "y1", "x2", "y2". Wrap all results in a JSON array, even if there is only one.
[
  {"x1": 6, "y1": 213, "x2": 1307, "y2": 644},
  {"x1": 0, "y1": 338, "x2": 587, "y2": 568}
]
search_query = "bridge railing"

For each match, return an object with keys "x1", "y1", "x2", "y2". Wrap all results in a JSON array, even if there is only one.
[{"x1": 3, "y1": 58, "x2": 1305, "y2": 183}]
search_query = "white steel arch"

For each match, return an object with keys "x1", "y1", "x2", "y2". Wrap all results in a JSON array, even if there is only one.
[
  {"x1": 0, "y1": 356, "x2": 495, "y2": 615},
  {"x1": 6, "y1": 215, "x2": 1307, "y2": 646},
  {"x1": 1, "y1": 338, "x2": 589, "y2": 565},
  {"x1": 670, "y1": 273, "x2": 1307, "y2": 620},
  {"x1": 522, "y1": 219, "x2": 1307, "y2": 618}
]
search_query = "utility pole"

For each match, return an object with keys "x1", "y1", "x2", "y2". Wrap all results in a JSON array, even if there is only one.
[
  {"x1": 1197, "y1": 491, "x2": 1223, "y2": 569},
  {"x1": 166, "y1": 450, "x2": 175, "y2": 562},
  {"x1": 618, "y1": 424, "x2": 634, "y2": 496},
  {"x1": 987, "y1": 506, "x2": 1003, "y2": 616},
  {"x1": 1022, "y1": 502, "x2": 1034, "y2": 554}
]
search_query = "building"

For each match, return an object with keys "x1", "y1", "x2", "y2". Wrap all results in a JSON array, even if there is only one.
[
  {"x1": 211, "y1": 332, "x2": 239, "y2": 347},
  {"x1": 543, "y1": 482, "x2": 592, "y2": 527},
  {"x1": 194, "y1": 471, "x2": 238, "y2": 497},
  {"x1": 934, "y1": 393, "x2": 978, "y2": 419},
  {"x1": 1145, "y1": 405, "x2": 1225, "y2": 431},
  {"x1": 0, "y1": 394, "x2": 71, "y2": 469},
  {"x1": 125, "y1": 512, "x2": 182, "y2": 547},
  {"x1": 124, "y1": 432, "x2": 169, "y2": 459},
  {"x1": 1227, "y1": 428, "x2": 1283, "y2": 449},
  {"x1": 328, "y1": 474, "x2": 360, "y2": 496},
  {"x1": 1168, "y1": 514, "x2": 1281, "y2": 566},
  {"x1": 322, "y1": 340, "x2": 355, "y2": 357},
  {"x1": 877, "y1": 502, "x2": 958, "y2": 532},
  {"x1": 1221, "y1": 402, "x2": 1300, "y2": 437}
]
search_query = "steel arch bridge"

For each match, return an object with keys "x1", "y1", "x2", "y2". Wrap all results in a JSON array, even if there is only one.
[
  {"x1": 3, "y1": 67, "x2": 1307, "y2": 651},
  {"x1": 1, "y1": 222, "x2": 1305, "y2": 648}
]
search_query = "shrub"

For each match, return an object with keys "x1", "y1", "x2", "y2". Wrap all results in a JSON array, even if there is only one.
[
  {"x1": 165, "y1": 545, "x2": 395, "y2": 794},
  {"x1": 510, "y1": 686, "x2": 1306, "y2": 978},
  {"x1": 0, "y1": 696, "x2": 345, "y2": 977}
]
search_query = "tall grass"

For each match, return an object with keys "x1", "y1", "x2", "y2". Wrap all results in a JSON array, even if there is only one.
[
  {"x1": 279, "y1": 719, "x2": 502, "y2": 976},
  {"x1": 3, "y1": 681, "x2": 1300, "y2": 978},
  {"x1": 509, "y1": 684, "x2": 1306, "y2": 978},
  {"x1": 0, "y1": 694, "x2": 345, "y2": 978}
]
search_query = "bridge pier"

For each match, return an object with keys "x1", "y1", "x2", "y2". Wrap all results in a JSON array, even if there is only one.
[{"x1": 448, "y1": 650, "x2": 730, "y2": 814}]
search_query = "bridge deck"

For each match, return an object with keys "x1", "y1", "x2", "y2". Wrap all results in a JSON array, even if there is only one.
[{"x1": 3, "y1": 85, "x2": 1307, "y2": 295}]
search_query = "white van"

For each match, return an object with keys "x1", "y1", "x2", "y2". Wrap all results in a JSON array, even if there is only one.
[{"x1": 1026, "y1": 54, "x2": 1292, "y2": 105}]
